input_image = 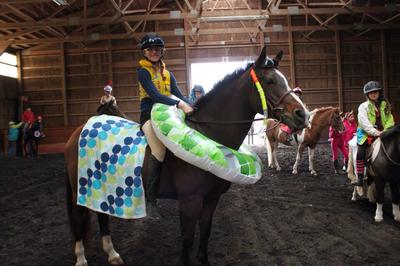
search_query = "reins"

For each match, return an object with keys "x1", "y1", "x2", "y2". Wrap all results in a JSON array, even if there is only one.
[{"x1": 380, "y1": 139, "x2": 400, "y2": 167}]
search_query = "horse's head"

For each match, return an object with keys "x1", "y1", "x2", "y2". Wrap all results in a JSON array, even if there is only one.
[
  {"x1": 330, "y1": 107, "x2": 344, "y2": 132},
  {"x1": 251, "y1": 46, "x2": 309, "y2": 131}
]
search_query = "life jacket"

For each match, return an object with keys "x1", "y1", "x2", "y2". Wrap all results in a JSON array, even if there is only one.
[{"x1": 138, "y1": 59, "x2": 171, "y2": 100}]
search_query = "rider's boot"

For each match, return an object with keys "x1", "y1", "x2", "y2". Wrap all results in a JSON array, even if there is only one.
[
  {"x1": 145, "y1": 154, "x2": 162, "y2": 220},
  {"x1": 333, "y1": 159, "x2": 346, "y2": 175}
]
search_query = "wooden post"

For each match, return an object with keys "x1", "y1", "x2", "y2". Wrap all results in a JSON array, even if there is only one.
[
  {"x1": 287, "y1": 15, "x2": 296, "y2": 88},
  {"x1": 107, "y1": 40, "x2": 113, "y2": 82},
  {"x1": 184, "y1": 18, "x2": 191, "y2": 95},
  {"x1": 60, "y1": 42, "x2": 69, "y2": 126},
  {"x1": 335, "y1": 30, "x2": 343, "y2": 111},
  {"x1": 380, "y1": 30, "x2": 388, "y2": 98}
]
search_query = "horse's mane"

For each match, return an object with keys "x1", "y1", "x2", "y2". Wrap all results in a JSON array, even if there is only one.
[
  {"x1": 380, "y1": 124, "x2": 400, "y2": 140},
  {"x1": 194, "y1": 63, "x2": 253, "y2": 109}
]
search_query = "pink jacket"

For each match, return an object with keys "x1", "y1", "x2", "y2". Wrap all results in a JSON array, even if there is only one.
[
  {"x1": 329, "y1": 126, "x2": 343, "y2": 142},
  {"x1": 343, "y1": 119, "x2": 357, "y2": 144}
]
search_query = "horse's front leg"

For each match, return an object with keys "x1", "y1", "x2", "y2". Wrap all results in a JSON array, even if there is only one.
[
  {"x1": 292, "y1": 145, "x2": 304, "y2": 175},
  {"x1": 389, "y1": 182, "x2": 400, "y2": 222},
  {"x1": 273, "y1": 142, "x2": 281, "y2": 171},
  {"x1": 97, "y1": 213, "x2": 123, "y2": 265},
  {"x1": 179, "y1": 194, "x2": 203, "y2": 266},
  {"x1": 308, "y1": 147, "x2": 317, "y2": 176},
  {"x1": 374, "y1": 178, "x2": 386, "y2": 222},
  {"x1": 197, "y1": 196, "x2": 220, "y2": 266}
]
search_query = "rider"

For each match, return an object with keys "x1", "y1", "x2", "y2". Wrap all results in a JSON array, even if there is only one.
[
  {"x1": 189, "y1": 85, "x2": 205, "y2": 105},
  {"x1": 354, "y1": 81, "x2": 394, "y2": 186},
  {"x1": 100, "y1": 81, "x2": 117, "y2": 106},
  {"x1": 138, "y1": 33, "x2": 193, "y2": 219}
]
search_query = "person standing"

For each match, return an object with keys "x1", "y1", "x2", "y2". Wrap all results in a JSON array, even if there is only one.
[
  {"x1": 138, "y1": 33, "x2": 193, "y2": 219},
  {"x1": 354, "y1": 81, "x2": 394, "y2": 186},
  {"x1": 7, "y1": 121, "x2": 23, "y2": 157},
  {"x1": 189, "y1": 85, "x2": 205, "y2": 105},
  {"x1": 100, "y1": 81, "x2": 117, "y2": 106},
  {"x1": 328, "y1": 122, "x2": 347, "y2": 175}
]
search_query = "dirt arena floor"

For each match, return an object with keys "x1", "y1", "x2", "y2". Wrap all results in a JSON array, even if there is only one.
[{"x1": 1, "y1": 143, "x2": 400, "y2": 266}]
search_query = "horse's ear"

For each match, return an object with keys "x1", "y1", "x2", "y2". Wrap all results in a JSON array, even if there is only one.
[
  {"x1": 273, "y1": 50, "x2": 283, "y2": 66},
  {"x1": 255, "y1": 46, "x2": 267, "y2": 67}
]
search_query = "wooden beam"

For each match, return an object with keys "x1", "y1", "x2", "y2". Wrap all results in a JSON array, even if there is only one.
[
  {"x1": 7, "y1": 23, "x2": 400, "y2": 45},
  {"x1": 0, "y1": 6, "x2": 398, "y2": 29},
  {"x1": 184, "y1": 18, "x2": 191, "y2": 95},
  {"x1": 287, "y1": 15, "x2": 296, "y2": 88},
  {"x1": 380, "y1": 30, "x2": 388, "y2": 99},
  {"x1": 60, "y1": 42, "x2": 69, "y2": 126},
  {"x1": 0, "y1": 41, "x2": 9, "y2": 54},
  {"x1": 335, "y1": 30, "x2": 343, "y2": 111}
]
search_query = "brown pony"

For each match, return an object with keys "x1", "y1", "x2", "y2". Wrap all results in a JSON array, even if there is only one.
[
  {"x1": 64, "y1": 47, "x2": 310, "y2": 266},
  {"x1": 266, "y1": 106, "x2": 344, "y2": 176}
]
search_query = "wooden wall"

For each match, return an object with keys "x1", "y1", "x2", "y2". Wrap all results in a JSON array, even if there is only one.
[
  {"x1": 0, "y1": 75, "x2": 18, "y2": 129},
  {"x1": 18, "y1": 23, "x2": 400, "y2": 129}
]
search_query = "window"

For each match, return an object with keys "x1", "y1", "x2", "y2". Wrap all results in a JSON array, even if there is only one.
[
  {"x1": 190, "y1": 61, "x2": 248, "y2": 93},
  {"x1": 0, "y1": 52, "x2": 18, "y2": 78}
]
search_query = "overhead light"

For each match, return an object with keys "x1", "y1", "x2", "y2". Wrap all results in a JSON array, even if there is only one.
[
  {"x1": 52, "y1": 0, "x2": 68, "y2": 6},
  {"x1": 200, "y1": 15, "x2": 269, "y2": 22}
]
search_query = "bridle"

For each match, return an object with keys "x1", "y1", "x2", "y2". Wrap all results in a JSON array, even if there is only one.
[
  {"x1": 186, "y1": 66, "x2": 294, "y2": 128},
  {"x1": 380, "y1": 139, "x2": 400, "y2": 167}
]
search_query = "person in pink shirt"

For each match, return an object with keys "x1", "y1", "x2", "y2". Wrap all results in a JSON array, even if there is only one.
[
  {"x1": 329, "y1": 114, "x2": 347, "y2": 175},
  {"x1": 342, "y1": 110, "x2": 357, "y2": 147}
]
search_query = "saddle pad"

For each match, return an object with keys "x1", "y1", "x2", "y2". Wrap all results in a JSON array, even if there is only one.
[{"x1": 77, "y1": 115, "x2": 147, "y2": 219}]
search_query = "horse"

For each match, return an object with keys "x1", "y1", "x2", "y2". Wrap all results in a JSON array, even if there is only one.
[
  {"x1": 349, "y1": 125, "x2": 400, "y2": 222},
  {"x1": 266, "y1": 106, "x2": 344, "y2": 175},
  {"x1": 64, "y1": 47, "x2": 310, "y2": 266}
]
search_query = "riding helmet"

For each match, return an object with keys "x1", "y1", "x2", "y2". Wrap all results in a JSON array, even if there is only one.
[
  {"x1": 363, "y1": 81, "x2": 382, "y2": 94},
  {"x1": 139, "y1": 33, "x2": 165, "y2": 50}
]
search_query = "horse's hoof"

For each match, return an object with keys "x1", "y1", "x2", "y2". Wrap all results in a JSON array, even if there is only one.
[
  {"x1": 310, "y1": 170, "x2": 317, "y2": 176},
  {"x1": 374, "y1": 217, "x2": 383, "y2": 223},
  {"x1": 292, "y1": 170, "x2": 298, "y2": 175},
  {"x1": 76, "y1": 260, "x2": 88, "y2": 266},
  {"x1": 109, "y1": 254, "x2": 124, "y2": 265},
  {"x1": 276, "y1": 167, "x2": 281, "y2": 171},
  {"x1": 351, "y1": 196, "x2": 357, "y2": 201}
]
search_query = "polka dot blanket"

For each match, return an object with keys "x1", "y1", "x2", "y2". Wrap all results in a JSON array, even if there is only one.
[{"x1": 77, "y1": 115, "x2": 147, "y2": 219}]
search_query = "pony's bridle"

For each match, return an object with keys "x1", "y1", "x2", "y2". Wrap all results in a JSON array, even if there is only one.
[{"x1": 380, "y1": 139, "x2": 400, "y2": 167}]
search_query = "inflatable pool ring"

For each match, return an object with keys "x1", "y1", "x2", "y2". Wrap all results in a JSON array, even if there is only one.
[{"x1": 151, "y1": 103, "x2": 262, "y2": 185}]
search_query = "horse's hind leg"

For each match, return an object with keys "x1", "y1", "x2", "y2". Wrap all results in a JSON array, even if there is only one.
[
  {"x1": 179, "y1": 195, "x2": 203, "y2": 266},
  {"x1": 97, "y1": 213, "x2": 124, "y2": 264},
  {"x1": 292, "y1": 145, "x2": 304, "y2": 175},
  {"x1": 308, "y1": 147, "x2": 317, "y2": 176},
  {"x1": 389, "y1": 182, "x2": 400, "y2": 222},
  {"x1": 197, "y1": 196, "x2": 220, "y2": 266},
  {"x1": 374, "y1": 178, "x2": 385, "y2": 222},
  {"x1": 273, "y1": 142, "x2": 281, "y2": 171}
]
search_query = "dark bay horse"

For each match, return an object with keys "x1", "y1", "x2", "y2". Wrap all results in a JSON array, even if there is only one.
[
  {"x1": 65, "y1": 47, "x2": 310, "y2": 266},
  {"x1": 363, "y1": 125, "x2": 400, "y2": 222},
  {"x1": 266, "y1": 107, "x2": 344, "y2": 175}
]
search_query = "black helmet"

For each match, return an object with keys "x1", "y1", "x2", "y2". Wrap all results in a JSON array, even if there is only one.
[
  {"x1": 140, "y1": 33, "x2": 165, "y2": 50},
  {"x1": 363, "y1": 81, "x2": 382, "y2": 94}
]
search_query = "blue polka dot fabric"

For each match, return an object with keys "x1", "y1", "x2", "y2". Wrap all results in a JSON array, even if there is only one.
[{"x1": 77, "y1": 115, "x2": 147, "y2": 219}]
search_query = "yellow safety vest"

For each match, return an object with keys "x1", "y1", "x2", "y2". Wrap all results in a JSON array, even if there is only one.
[{"x1": 138, "y1": 59, "x2": 171, "y2": 100}]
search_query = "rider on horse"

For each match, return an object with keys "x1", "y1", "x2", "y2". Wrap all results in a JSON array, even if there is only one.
[
  {"x1": 138, "y1": 33, "x2": 193, "y2": 219},
  {"x1": 354, "y1": 81, "x2": 394, "y2": 186}
]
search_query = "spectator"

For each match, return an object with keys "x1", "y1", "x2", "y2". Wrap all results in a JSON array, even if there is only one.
[
  {"x1": 7, "y1": 121, "x2": 23, "y2": 157},
  {"x1": 329, "y1": 120, "x2": 347, "y2": 175},
  {"x1": 32, "y1": 115, "x2": 45, "y2": 157},
  {"x1": 189, "y1": 85, "x2": 205, "y2": 105},
  {"x1": 22, "y1": 107, "x2": 35, "y2": 124}
]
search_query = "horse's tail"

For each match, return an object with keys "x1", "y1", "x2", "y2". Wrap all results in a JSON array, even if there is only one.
[{"x1": 65, "y1": 171, "x2": 92, "y2": 248}]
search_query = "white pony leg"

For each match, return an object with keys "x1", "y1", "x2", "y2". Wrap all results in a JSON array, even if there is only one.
[
  {"x1": 75, "y1": 240, "x2": 88, "y2": 266},
  {"x1": 374, "y1": 203, "x2": 384, "y2": 222},
  {"x1": 351, "y1": 187, "x2": 358, "y2": 201},
  {"x1": 292, "y1": 149, "x2": 301, "y2": 175},
  {"x1": 308, "y1": 147, "x2": 317, "y2": 176},
  {"x1": 392, "y1": 204, "x2": 400, "y2": 222},
  {"x1": 265, "y1": 137, "x2": 273, "y2": 168},
  {"x1": 102, "y1": 235, "x2": 124, "y2": 265},
  {"x1": 273, "y1": 143, "x2": 281, "y2": 171}
]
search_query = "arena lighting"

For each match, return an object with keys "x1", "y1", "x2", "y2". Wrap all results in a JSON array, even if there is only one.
[
  {"x1": 52, "y1": 0, "x2": 68, "y2": 5},
  {"x1": 200, "y1": 14, "x2": 269, "y2": 22}
]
